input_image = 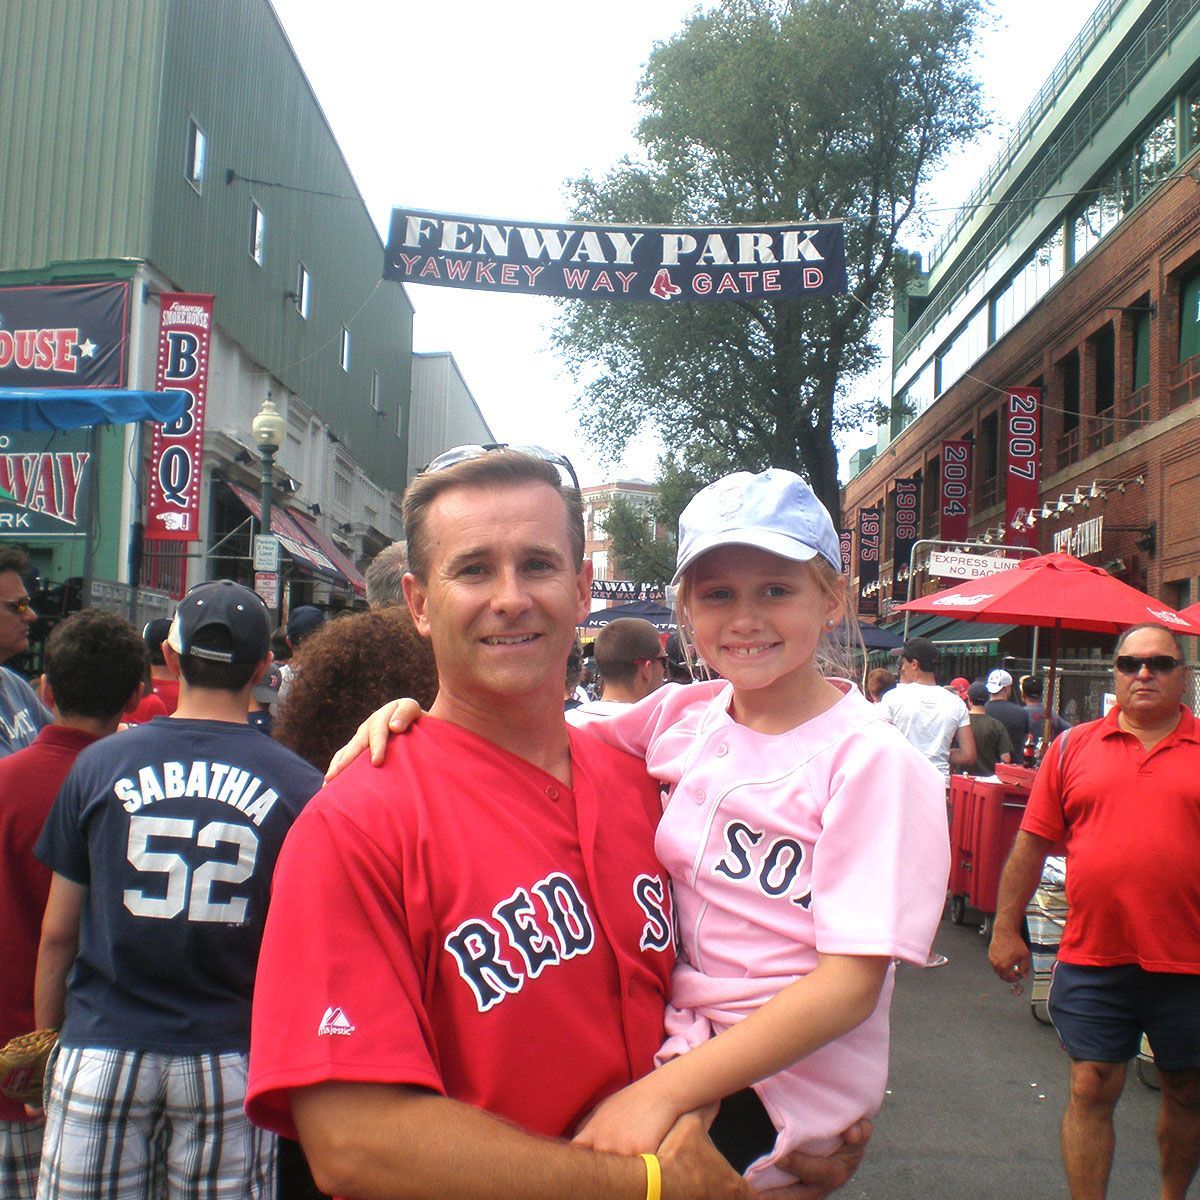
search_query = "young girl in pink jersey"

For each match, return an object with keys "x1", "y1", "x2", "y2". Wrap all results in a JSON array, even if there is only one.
[
  {"x1": 560, "y1": 468, "x2": 949, "y2": 1188},
  {"x1": 334, "y1": 467, "x2": 949, "y2": 1190}
]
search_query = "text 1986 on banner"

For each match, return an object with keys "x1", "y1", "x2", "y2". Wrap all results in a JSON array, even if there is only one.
[{"x1": 385, "y1": 209, "x2": 847, "y2": 302}]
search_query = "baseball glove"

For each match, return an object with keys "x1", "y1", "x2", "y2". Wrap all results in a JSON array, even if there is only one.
[{"x1": 0, "y1": 1028, "x2": 58, "y2": 1105}]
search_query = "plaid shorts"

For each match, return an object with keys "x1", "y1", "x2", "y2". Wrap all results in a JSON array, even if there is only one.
[
  {"x1": 36, "y1": 1047, "x2": 275, "y2": 1200},
  {"x1": 1, "y1": 1117, "x2": 44, "y2": 1200}
]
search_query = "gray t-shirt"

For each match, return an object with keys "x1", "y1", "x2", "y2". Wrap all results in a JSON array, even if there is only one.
[
  {"x1": 878, "y1": 682, "x2": 969, "y2": 780},
  {"x1": 0, "y1": 665, "x2": 51, "y2": 758}
]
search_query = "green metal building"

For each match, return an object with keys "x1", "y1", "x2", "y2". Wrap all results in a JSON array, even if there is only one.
[{"x1": 1, "y1": 0, "x2": 415, "y2": 622}]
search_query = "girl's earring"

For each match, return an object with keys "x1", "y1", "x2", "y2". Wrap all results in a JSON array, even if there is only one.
[{"x1": 825, "y1": 618, "x2": 837, "y2": 628}]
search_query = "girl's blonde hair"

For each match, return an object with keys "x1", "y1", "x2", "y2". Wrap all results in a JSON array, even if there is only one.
[{"x1": 671, "y1": 552, "x2": 866, "y2": 683}]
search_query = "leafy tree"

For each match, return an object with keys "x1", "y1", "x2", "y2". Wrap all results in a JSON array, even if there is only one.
[
  {"x1": 604, "y1": 454, "x2": 729, "y2": 584},
  {"x1": 603, "y1": 497, "x2": 675, "y2": 585},
  {"x1": 553, "y1": 0, "x2": 989, "y2": 523}
]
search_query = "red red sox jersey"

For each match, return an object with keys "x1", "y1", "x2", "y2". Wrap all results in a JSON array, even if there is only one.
[{"x1": 247, "y1": 717, "x2": 675, "y2": 1141}]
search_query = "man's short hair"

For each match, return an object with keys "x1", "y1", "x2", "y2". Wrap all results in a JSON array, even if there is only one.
[
  {"x1": 365, "y1": 542, "x2": 409, "y2": 608},
  {"x1": 46, "y1": 610, "x2": 147, "y2": 719},
  {"x1": 403, "y1": 450, "x2": 584, "y2": 580},
  {"x1": 900, "y1": 637, "x2": 939, "y2": 672},
  {"x1": 1114, "y1": 622, "x2": 1185, "y2": 661},
  {"x1": 169, "y1": 580, "x2": 271, "y2": 693},
  {"x1": 0, "y1": 546, "x2": 30, "y2": 578},
  {"x1": 143, "y1": 617, "x2": 172, "y2": 667},
  {"x1": 594, "y1": 618, "x2": 664, "y2": 687},
  {"x1": 1021, "y1": 675, "x2": 1044, "y2": 701}
]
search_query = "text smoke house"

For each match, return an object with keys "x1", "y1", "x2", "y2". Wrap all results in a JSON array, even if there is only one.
[{"x1": 384, "y1": 209, "x2": 847, "y2": 302}]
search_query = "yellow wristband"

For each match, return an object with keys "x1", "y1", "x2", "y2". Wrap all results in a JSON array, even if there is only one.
[{"x1": 640, "y1": 1152, "x2": 662, "y2": 1200}]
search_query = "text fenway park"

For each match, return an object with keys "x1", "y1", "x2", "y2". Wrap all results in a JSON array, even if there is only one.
[{"x1": 385, "y1": 208, "x2": 847, "y2": 302}]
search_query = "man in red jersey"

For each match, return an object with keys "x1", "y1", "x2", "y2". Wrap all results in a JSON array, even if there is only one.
[
  {"x1": 0, "y1": 610, "x2": 145, "y2": 1200},
  {"x1": 248, "y1": 448, "x2": 866, "y2": 1200},
  {"x1": 990, "y1": 624, "x2": 1200, "y2": 1200}
]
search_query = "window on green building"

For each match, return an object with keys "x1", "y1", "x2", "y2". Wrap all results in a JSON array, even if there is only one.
[
  {"x1": 1132, "y1": 309, "x2": 1151, "y2": 391},
  {"x1": 249, "y1": 202, "x2": 265, "y2": 265},
  {"x1": 1133, "y1": 110, "x2": 1176, "y2": 202},
  {"x1": 1181, "y1": 272, "x2": 1200, "y2": 366},
  {"x1": 1061, "y1": 350, "x2": 1080, "y2": 433},
  {"x1": 186, "y1": 119, "x2": 206, "y2": 193},
  {"x1": 1187, "y1": 86, "x2": 1200, "y2": 151}
]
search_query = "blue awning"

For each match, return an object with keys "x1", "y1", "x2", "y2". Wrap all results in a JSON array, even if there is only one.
[{"x1": 0, "y1": 388, "x2": 188, "y2": 431}]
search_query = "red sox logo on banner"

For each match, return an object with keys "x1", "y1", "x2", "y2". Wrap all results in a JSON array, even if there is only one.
[{"x1": 146, "y1": 295, "x2": 214, "y2": 542}]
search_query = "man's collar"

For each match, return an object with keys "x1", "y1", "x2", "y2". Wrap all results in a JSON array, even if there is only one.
[{"x1": 1103, "y1": 702, "x2": 1198, "y2": 742}]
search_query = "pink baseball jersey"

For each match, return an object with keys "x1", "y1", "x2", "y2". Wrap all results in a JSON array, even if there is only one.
[
  {"x1": 246, "y1": 717, "x2": 674, "y2": 1141},
  {"x1": 577, "y1": 679, "x2": 949, "y2": 1188}
]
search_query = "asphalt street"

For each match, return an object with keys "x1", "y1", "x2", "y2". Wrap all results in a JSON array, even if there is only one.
[{"x1": 840, "y1": 910, "x2": 1166, "y2": 1199}]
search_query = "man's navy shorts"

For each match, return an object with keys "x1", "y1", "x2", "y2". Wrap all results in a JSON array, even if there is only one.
[{"x1": 1049, "y1": 962, "x2": 1200, "y2": 1070}]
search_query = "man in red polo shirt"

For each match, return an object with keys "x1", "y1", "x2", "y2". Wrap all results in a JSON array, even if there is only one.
[{"x1": 989, "y1": 623, "x2": 1200, "y2": 1200}]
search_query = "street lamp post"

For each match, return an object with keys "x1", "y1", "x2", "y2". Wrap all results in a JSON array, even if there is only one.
[
  {"x1": 251, "y1": 393, "x2": 285, "y2": 539},
  {"x1": 251, "y1": 394, "x2": 285, "y2": 617}
]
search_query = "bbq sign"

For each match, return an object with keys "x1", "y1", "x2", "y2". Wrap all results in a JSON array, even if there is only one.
[
  {"x1": 146, "y1": 295, "x2": 213, "y2": 542},
  {"x1": 385, "y1": 209, "x2": 847, "y2": 302}
]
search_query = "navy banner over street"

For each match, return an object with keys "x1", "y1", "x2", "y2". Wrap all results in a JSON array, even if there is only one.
[{"x1": 385, "y1": 208, "x2": 847, "y2": 302}]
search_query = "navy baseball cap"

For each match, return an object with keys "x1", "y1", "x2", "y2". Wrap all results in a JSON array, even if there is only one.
[
  {"x1": 672, "y1": 469, "x2": 842, "y2": 586},
  {"x1": 286, "y1": 604, "x2": 325, "y2": 643},
  {"x1": 167, "y1": 580, "x2": 271, "y2": 664},
  {"x1": 252, "y1": 663, "x2": 284, "y2": 704}
]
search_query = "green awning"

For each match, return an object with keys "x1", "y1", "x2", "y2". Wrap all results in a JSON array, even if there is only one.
[
  {"x1": 887, "y1": 614, "x2": 956, "y2": 640},
  {"x1": 929, "y1": 620, "x2": 1017, "y2": 656}
]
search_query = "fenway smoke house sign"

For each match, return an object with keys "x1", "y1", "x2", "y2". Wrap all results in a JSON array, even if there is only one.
[
  {"x1": 0, "y1": 281, "x2": 131, "y2": 537},
  {"x1": 146, "y1": 295, "x2": 213, "y2": 542},
  {"x1": 385, "y1": 209, "x2": 847, "y2": 301}
]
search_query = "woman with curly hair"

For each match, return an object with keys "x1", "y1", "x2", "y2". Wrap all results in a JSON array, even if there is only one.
[{"x1": 272, "y1": 606, "x2": 438, "y2": 773}]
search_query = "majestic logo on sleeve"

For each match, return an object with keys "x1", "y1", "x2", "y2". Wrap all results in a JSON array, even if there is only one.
[
  {"x1": 713, "y1": 820, "x2": 812, "y2": 909},
  {"x1": 318, "y1": 1007, "x2": 356, "y2": 1036}
]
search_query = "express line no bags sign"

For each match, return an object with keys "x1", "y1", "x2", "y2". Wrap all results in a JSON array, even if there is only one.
[{"x1": 385, "y1": 209, "x2": 847, "y2": 302}]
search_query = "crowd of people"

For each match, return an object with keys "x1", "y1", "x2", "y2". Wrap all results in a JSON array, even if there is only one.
[{"x1": 0, "y1": 449, "x2": 1196, "y2": 1200}]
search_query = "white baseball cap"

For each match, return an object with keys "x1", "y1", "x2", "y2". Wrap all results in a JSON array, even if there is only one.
[
  {"x1": 986, "y1": 668, "x2": 1013, "y2": 694},
  {"x1": 672, "y1": 469, "x2": 842, "y2": 587}
]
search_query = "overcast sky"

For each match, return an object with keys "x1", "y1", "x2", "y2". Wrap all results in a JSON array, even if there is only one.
[{"x1": 272, "y1": 0, "x2": 1103, "y2": 487}]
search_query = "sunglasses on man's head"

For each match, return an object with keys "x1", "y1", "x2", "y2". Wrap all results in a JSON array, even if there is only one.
[
  {"x1": 1113, "y1": 654, "x2": 1184, "y2": 675},
  {"x1": 0, "y1": 595, "x2": 33, "y2": 616},
  {"x1": 421, "y1": 444, "x2": 580, "y2": 491}
]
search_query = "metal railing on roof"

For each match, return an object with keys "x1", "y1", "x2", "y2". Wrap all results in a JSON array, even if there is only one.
[
  {"x1": 926, "y1": 0, "x2": 1127, "y2": 271},
  {"x1": 895, "y1": 0, "x2": 1196, "y2": 376}
]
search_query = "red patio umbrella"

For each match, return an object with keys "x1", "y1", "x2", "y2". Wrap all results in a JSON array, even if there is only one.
[
  {"x1": 895, "y1": 552, "x2": 1200, "y2": 739},
  {"x1": 1180, "y1": 601, "x2": 1200, "y2": 626}
]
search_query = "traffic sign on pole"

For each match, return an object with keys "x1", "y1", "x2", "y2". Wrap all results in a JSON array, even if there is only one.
[{"x1": 253, "y1": 534, "x2": 280, "y2": 573}]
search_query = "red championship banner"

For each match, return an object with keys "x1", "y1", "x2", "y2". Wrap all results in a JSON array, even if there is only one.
[
  {"x1": 856, "y1": 507, "x2": 881, "y2": 617},
  {"x1": 1004, "y1": 387, "x2": 1041, "y2": 549},
  {"x1": 939, "y1": 439, "x2": 972, "y2": 542},
  {"x1": 146, "y1": 294, "x2": 213, "y2": 542}
]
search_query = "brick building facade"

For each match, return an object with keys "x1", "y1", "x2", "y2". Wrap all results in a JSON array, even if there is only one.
[{"x1": 842, "y1": 0, "x2": 1200, "y2": 651}]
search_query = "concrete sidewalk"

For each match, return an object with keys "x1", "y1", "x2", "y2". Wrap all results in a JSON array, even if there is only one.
[{"x1": 841, "y1": 916, "x2": 1165, "y2": 1198}]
